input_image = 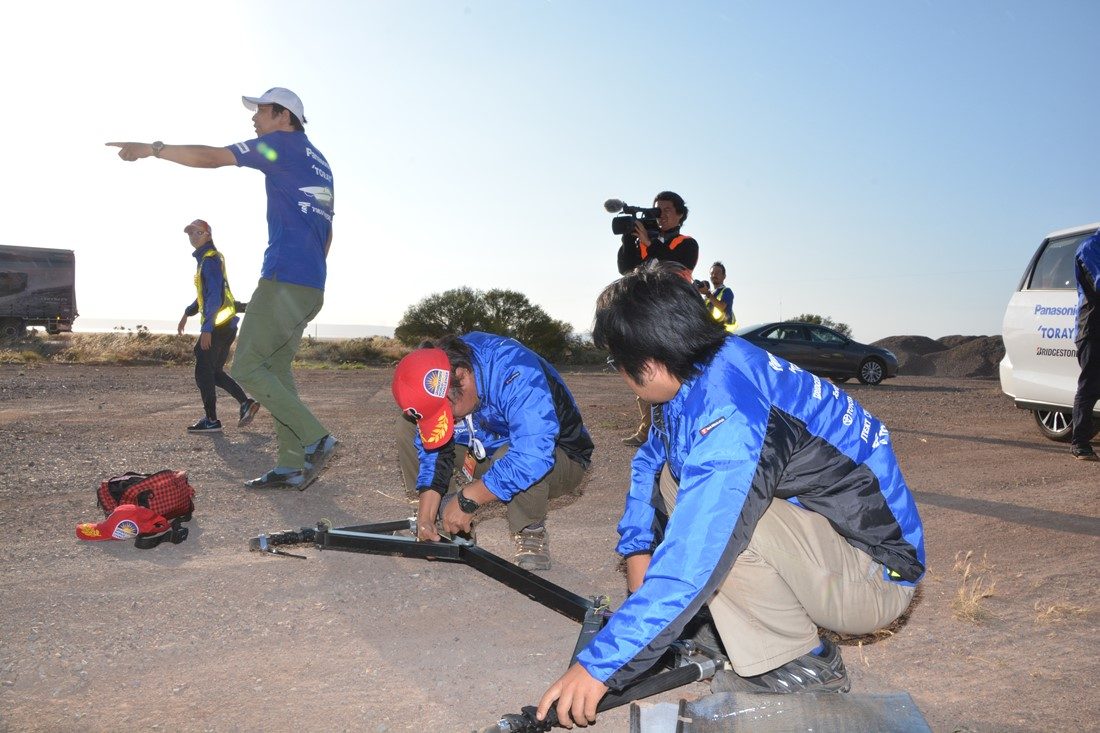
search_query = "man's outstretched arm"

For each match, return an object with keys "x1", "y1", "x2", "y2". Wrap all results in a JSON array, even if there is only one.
[{"x1": 106, "y1": 142, "x2": 235, "y2": 168}]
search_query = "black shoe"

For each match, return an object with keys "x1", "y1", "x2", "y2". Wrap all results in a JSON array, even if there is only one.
[
  {"x1": 244, "y1": 468, "x2": 305, "y2": 489},
  {"x1": 711, "y1": 637, "x2": 850, "y2": 694},
  {"x1": 1071, "y1": 445, "x2": 1099, "y2": 461},
  {"x1": 238, "y1": 399, "x2": 260, "y2": 428},
  {"x1": 187, "y1": 417, "x2": 223, "y2": 433}
]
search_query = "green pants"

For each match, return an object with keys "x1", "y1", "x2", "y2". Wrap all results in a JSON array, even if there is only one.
[
  {"x1": 230, "y1": 278, "x2": 328, "y2": 469},
  {"x1": 396, "y1": 417, "x2": 587, "y2": 533}
]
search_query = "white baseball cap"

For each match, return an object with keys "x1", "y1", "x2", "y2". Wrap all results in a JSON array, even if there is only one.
[{"x1": 242, "y1": 87, "x2": 307, "y2": 124}]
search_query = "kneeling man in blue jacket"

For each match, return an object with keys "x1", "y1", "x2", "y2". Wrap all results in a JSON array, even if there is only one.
[
  {"x1": 537, "y1": 261, "x2": 926, "y2": 727},
  {"x1": 392, "y1": 333, "x2": 594, "y2": 570}
]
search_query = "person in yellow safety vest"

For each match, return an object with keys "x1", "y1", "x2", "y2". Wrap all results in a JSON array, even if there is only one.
[
  {"x1": 698, "y1": 261, "x2": 737, "y2": 332},
  {"x1": 177, "y1": 219, "x2": 260, "y2": 434}
]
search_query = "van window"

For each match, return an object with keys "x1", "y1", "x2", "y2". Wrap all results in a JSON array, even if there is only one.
[{"x1": 1026, "y1": 233, "x2": 1089, "y2": 290}]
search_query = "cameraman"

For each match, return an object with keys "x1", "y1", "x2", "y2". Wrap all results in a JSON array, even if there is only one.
[
  {"x1": 616, "y1": 191, "x2": 699, "y2": 276},
  {"x1": 697, "y1": 261, "x2": 737, "y2": 331},
  {"x1": 617, "y1": 191, "x2": 699, "y2": 446}
]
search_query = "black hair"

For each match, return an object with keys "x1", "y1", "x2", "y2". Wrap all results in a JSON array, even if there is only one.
[
  {"x1": 594, "y1": 261, "x2": 726, "y2": 384},
  {"x1": 654, "y1": 191, "x2": 688, "y2": 224},
  {"x1": 271, "y1": 103, "x2": 306, "y2": 131},
  {"x1": 711, "y1": 261, "x2": 726, "y2": 276},
  {"x1": 421, "y1": 335, "x2": 474, "y2": 398}
]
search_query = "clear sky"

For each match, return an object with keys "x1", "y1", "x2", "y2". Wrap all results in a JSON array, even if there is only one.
[{"x1": 3, "y1": 1, "x2": 1097, "y2": 343}]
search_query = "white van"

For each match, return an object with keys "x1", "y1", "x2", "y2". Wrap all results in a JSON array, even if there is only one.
[{"x1": 999, "y1": 222, "x2": 1099, "y2": 441}]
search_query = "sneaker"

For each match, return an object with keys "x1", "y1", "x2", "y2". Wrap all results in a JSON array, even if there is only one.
[
  {"x1": 306, "y1": 434, "x2": 339, "y2": 469},
  {"x1": 711, "y1": 637, "x2": 850, "y2": 694},
  {"x1": 238, "y1": 399, "x2": 260, "y2": 428},
  {"x1": 187, "y1": 417, "x2": 223, "y2": 433},
  {"x1": 513, "y1": 524, "x2": 551, "y2": 571},
  {"x1": 621, "y1": 434, "x2": 645, "y2": 447},
  {"x1": 244, "y1": 468, "x2": 305, "y2": 490},
  {"x1": 1071, "y1": 445, "x2": 1099, "y2": 461}
]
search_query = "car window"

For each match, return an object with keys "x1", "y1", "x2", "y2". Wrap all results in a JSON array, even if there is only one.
[
  {"x1": 761, "y1": 326, "x2": 806, "y2": 341},
  {"x1": 1026, "y1": 233, "x2": 1088, "y2": 290},
  {"x1": 807, "y1": 326, "x2": 845, "y2": 345}
]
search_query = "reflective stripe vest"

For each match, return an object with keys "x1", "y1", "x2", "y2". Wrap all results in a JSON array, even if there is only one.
[
  {"x1": 710, "y1": 286, "x2": 738, "y2": 332},
  {"x1": 639, "y1": 233, "x2": 688, "y2": 261},
  {"x1": 195, "y1": 249, "x2": 237, "y2": 327}
]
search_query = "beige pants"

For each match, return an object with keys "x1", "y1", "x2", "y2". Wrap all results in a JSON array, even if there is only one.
[
  {"x1": 659, "y1": 468, "x2": 914, "y2": 676},
  {"x1": 396, "y1": 417, "x2": 587, "y2": 533}
]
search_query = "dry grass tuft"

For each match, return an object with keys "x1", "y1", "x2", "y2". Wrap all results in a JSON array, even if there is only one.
[
  {"x1": 1034, "y1": 601, "x2": 1089, "y2": 624},
  {"x1": 951, "y1": 550, "x2": 996, "y2": 622}
]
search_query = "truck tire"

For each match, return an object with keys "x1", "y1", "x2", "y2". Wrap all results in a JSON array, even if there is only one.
[{"x1": 0, "y1": 318, "x2": 26, "y2": 338}]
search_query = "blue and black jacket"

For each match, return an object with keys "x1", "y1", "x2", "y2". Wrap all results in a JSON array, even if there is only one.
[
  {"x1": 411, "y1": 332, "x2": 593, "y2": 500},
  {"x1": 576, "y1": 336, "x2": 925, "y2": 689},
  {"x1": 1075, "y1": 229, "x2": 1100, "y2": 343}
]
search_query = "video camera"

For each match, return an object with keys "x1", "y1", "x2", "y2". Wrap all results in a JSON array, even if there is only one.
[{"x1": 604, "y1": 198, "x2": 661, "y2": 241}]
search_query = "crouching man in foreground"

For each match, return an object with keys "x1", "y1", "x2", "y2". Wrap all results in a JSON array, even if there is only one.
[
  {"x1": 392, "y1": 332, "x2": 593, "y2": 570},
  {"x1": 537, "y1": 261, "x2": 925, "y2": 727}
]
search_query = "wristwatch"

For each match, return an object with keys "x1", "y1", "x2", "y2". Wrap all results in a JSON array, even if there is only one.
[
  {"x1": 151, "y1": 140, "x2": 165, "y2": 158},
  {"x1": 456, "y1": 488, "x2": 480, "y2": 514}
]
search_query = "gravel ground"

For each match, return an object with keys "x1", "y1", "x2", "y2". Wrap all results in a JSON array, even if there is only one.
[{"x1": 1, "y1": 364, "x2": 1097, "y2": 732}]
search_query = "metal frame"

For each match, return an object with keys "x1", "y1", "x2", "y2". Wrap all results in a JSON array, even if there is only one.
[{"x1": 249, "y1": 518, "x2": 724, "y2": 731}]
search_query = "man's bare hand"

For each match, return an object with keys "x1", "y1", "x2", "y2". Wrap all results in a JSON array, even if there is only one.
[
  {"x1": 199, "y1": 332, "x2": 212, "y2": 350},
  {"x1": 177, "y1": 315, "x2": 188, "y2": 335},
  {"x1": 536, "y1": 662, "x2": 608, "y2": 728},
  {"x1": 416, "y1": 492, "x2": 442, "y2": 541},
  {"x1": 106, "y1": 142, "x2": 153, "y2": 161},
  {"x1": 440, "y1": 493, "x2": 474, "y2": 535},
  {"x1": 633, "y1": 221, "x2": 652, "y2": 249}
]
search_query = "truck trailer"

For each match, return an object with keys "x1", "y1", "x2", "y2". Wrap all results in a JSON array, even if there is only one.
[{"x1": 0, "y1": 245, "x2": 78, "y2": 337}]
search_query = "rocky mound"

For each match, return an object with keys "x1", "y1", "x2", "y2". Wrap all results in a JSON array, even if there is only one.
[{"x1": 872, "y1": 335, "x2": 1005, "y2": 379}]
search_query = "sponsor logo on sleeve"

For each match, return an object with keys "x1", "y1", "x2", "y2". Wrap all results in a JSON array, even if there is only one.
[
  {"x1": 842, "y1": 396, "x2": 855, "y2": 426},
  {"x1": 234, "y1": 141, "x2": 251, "y2": 154},
  {"x1": 699, "y1": 416, "x2": 726, "y2": 436}
]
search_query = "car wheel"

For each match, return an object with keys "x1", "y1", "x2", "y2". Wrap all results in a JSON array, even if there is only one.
[
  {"x1": 857, "y1": 358, "x2": 885, "y2": 385},
  {"x1": 1032, "y1": 410, "x2": 1073, "y2": 443}
]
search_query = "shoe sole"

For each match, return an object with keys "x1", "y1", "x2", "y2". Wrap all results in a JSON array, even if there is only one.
[
  {"x1": 1074, "y1": 454, "x2": 1099, "y2": 461},
  {"x1": 238, "y1": 402, "x2": 261, "y2": 428},
  {"x1": 188, "y1": 428, "x2": 223, "y2": 434},
  {"x1": 515, "y1": 558, "x2": 551, "y2": 571}
]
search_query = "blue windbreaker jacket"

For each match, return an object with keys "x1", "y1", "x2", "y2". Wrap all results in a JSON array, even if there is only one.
[
  {"x1": 411, "y1": 332, "x2": 593, "y2": 500},
  {"x1": 576, "y1": 336, "x2": 925, "y2": 689},
  {"x1": 1075, "y1": 229, "x2": 1100, "y2": 342}
]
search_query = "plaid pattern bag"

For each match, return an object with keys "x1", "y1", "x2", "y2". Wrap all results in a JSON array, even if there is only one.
[{"x1": 97, "y1": 470, "x2": 195, "y2": 520}]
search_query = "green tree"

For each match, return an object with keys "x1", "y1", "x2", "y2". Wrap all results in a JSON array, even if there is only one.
[
  {"x1": 790, "y1": 313, "x2": 852, "y2": 337},
  {"x1": 395, "y1": 287, "x2": 572, "y2": 359}
]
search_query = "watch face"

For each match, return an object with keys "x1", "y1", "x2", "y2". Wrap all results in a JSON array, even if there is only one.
[{"x1": 457, "y1": 491, "x2": 479, "y2": 513}]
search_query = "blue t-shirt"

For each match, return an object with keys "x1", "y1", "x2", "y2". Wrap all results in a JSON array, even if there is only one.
[{"x1": 229, "y1": 130, "x2": 334, "y2": 290}]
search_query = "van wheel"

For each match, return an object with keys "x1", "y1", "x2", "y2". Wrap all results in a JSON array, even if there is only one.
[
  {"x1": 1032, "y1": 410, "x2": 1072, "y2": 442},
  {"x1": 857, "y1": 358, "x2": 885, "y2": 385}
]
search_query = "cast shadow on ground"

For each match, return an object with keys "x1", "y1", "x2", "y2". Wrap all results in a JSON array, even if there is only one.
[
  {"x1": 913, "y1": 490, "x2": 1100, "y2": 537},
  {"x1": 889, "y1": 428, "x2": 1064, "y2": 453}
]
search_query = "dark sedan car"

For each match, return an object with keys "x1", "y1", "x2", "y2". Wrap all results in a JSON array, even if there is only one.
[{"x1": 735, "y1": 322, "x2": 899, "y2": 385}]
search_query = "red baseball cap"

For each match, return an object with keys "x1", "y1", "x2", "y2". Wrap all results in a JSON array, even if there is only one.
[
  {"x1": 392, "y1": 348, "x2": 455, "y2": 450},
  {"x1": 76, "y1": 504, "x2": 169, "y2": 541},
  {"x1": 184, "y1": 219, "x2": 212, "y2": 235}
]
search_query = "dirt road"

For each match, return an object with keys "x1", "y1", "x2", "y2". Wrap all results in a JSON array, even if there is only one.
[{"x1": 1, "y1": 364, "x2": 1096, "y2": 732}]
